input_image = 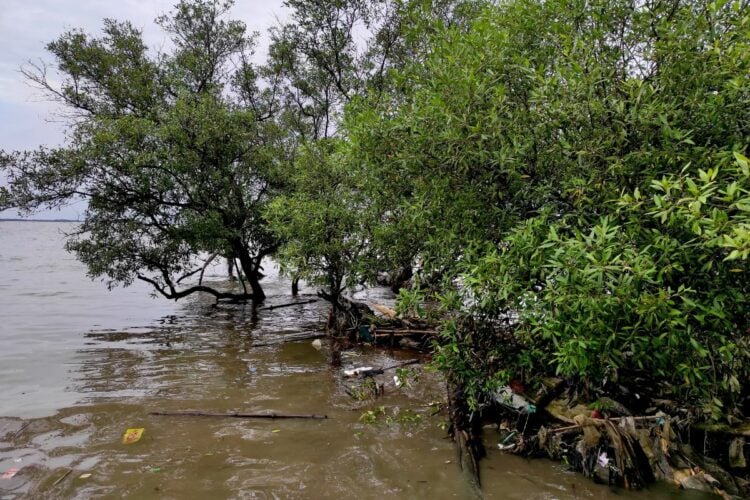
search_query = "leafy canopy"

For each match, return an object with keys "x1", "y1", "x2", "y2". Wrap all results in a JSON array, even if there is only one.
[{"x1": 2, "y1": 0, "x2": 283, "y2": 301}]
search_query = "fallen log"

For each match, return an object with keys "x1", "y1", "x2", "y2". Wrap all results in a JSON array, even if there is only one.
[{"x1": 149, "y1": 411, "x2": 328, "y2": 419}]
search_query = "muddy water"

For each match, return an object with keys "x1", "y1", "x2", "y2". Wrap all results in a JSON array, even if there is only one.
[{"x1": 0, "y1": 221, "x2": 705, "y2": 499}]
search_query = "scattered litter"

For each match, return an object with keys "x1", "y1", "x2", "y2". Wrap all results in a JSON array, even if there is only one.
[
  {"x1": 399, "y1": 338, "x2": 420, "y2": 349},
  {"x1": 122, "y1": 428, "x2": 145, "y2": 444},
  {"x1": 597, "y1": 451, "x2": 609, "y2": 468},
  {"x1": 2, "y1": 468, "x2": 19, "y2": 480},
  {"x1": 358, "y1": 325, "x2": 373, "y2": 342},
  {"x1": 271, "y1": 429, "x2": 281, "y2": 433},
  {"x1": 393, "y1": 375, "x2": 404, "y2": 388},
  {"x1": 498, "y1": 430, "x2": 519, "y2": 451},
  {"x1": 344, "y1": 367, "x2": 375, "y2": 378},
  {"x1": 311, "y1": 339, "x2": 323, "y2": 350},
  {"x1": 500, "y1": 431, "x2": 517, "y2": 445},
  {"x1": 13, "y1": 459, "x2": 22, "y2": 463},
  {"x1": 445, "y1": 460, "x2": 452, "y2": 464},
  {"x1": 495, "y1": 387, "x2": 536, "y2": 414},
  {"x1": 148, "y1": 467, "x2": 161, "y2": 473},
  {"x1": 372, "y1": 304, "x2": 397, "y2": 319},
  {"x1": 79, "y1": 473, "x2": 92, "y2": 479}
]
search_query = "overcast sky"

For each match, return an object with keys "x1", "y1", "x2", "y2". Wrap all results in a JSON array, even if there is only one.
[{"x1": 0, "y1": 0, "x2": 288, "y2": 219}]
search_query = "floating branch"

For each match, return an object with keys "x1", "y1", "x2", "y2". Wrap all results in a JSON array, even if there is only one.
[
  {"x1": 259, "y1": 299, "x2": 319, "y2": 311},
  {"x1": 252, "y1": 331, "x2": 326, "y2": 347},
  {"x1": 149, "y1": 411, "x2": 328, "y2": 419}
]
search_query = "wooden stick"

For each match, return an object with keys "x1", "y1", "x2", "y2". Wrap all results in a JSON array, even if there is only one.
[
  {"x1": 13, "y1": 421, "x2": 30, "y2": 439},
  {"x1": 259, "y1": 299, "x2": 318, "y2": 311},
  {"x1": 149, "y1": 411, "x2": 328, "y2": 419},
  {"x1": 52, "y1": 468, "x2": 72, "y2": 486},
  {"x1": 252, "y1": 332, "x2": 325, "y2": 347},
  {"x1": 374, "y1": 329, "x2": 436, "y2": 335},
  {"x1": 381, "y1": 359, "x2": 421, "y2": 371}
]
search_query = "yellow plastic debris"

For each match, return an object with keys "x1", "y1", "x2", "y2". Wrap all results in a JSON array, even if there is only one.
[
  {"x1": 122, "y1": 428, "x2": 145, "y2": 444},
  {"x1": 271, "y1": 429, "x2": 281, "y2": 433}
]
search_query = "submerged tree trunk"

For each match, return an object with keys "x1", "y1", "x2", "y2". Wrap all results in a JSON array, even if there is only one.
[
  {"x1": 390, "y1": 265, "x2": 413, "y2": 293},
  {"x1": 318, "y1": 290, "x2": 374, "y2": 336},
  {"x1": 448, "y1": 381, "x2": 484, "y2": 489},
  {"x1": 233, "y1": 240, "x2": 266, "y2": 302}
]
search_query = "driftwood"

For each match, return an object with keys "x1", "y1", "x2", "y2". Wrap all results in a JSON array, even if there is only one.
[
  {"x1": 373, "y1": 329, "x2": 436, "y2": 336},
  {"x1": 252, "y1": 331, "x2": 326, "y2": 347},
  {"x1": 346, "y1": 359, "x2": 421, "y2": 378},
  {"x1": 149, "y1": 411, "x2": 328, "y2": 419},
  {"x1": 259, "y1": 299, "x2": 318, "y2": 311}
]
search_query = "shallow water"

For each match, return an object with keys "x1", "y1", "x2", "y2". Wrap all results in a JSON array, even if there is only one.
[{"x1": 0, "y1": 221, "x2": 710, "y2": 498}]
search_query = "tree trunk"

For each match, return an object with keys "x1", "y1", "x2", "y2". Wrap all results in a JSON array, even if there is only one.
[
  {"x1": 292, "y1": 276, "x2": 300, "y2": 296},
  {"x1": 233, "y1": 240, "x2": 266, "y2": 302}
]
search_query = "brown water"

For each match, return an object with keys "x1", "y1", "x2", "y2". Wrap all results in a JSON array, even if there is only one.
[{"x1": 0, "y1": 221, "x2": 709, "y2": 499}]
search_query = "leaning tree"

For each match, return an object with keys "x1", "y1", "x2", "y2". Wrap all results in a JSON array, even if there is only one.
[{"x1": 1, "y1": 0, "x2": 284, "y2": 302}]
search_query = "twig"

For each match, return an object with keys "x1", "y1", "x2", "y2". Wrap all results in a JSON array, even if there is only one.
[
  {"x1": 52, "y1": 468, "x2": 72, "y2": 486},
  {"x1": 149, "y1": 411, "x2": 327, "y2": 419},
  {"x1": 13, "y1": 421, "x2": 30, "y2": 439}
]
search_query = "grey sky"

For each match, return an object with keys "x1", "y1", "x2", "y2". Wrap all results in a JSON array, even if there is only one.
[{"x1": 0, "y1": 0, "x2": 288, "y2": 219}]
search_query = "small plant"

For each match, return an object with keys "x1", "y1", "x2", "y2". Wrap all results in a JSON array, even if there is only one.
[
  {"x1": 395, "y1": 410, "x2": 423, "y2": 424},
  {"x1": 347, "y1": 378, "x2": 381, "y2": 401},
  {"x1": 394, "y1": 367, "x2": 420, "y2": 389},
  {"x1": 395, "y1": 288, "x2": 426, "y2": 318},
  {"x1": 358, "y1": 406, "x2": 424, "y2": 426},
  {"x1": 359, "y1": 406, "x2": 387, "y2": 425}
]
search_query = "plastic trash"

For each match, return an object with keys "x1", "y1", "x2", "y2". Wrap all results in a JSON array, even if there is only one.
[
  {"x1": 2, "y1": 468, "x2": 19, "y2": 479},
  {"x1": 343, "y1": 367, "x2": 375, "y2": 377},
  {"x1": 495, "y1": 387, "x2": 537, "y2": 414},
  {"x1": 597, "y1": 451, "x2": 609, "y2": 468},
  {"x1": 358, "y1": 325, "x2": 373, "y2": 342},
  {"x1": 122, "y1": 428, "x2": 145, "y2": 444},
  {"x1": 79, "y1": 473, "x2": 92, "y2": 479},
  {"x1": 311, "y1": 339, "x2": 323, "y2": 350}
]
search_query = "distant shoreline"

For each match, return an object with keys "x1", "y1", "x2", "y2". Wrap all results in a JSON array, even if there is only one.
[{"x1": 0, "y1": 218, "x2": 79, "y2": 222}]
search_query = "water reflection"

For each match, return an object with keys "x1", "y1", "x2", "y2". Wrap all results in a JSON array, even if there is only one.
[{"x1": 0, "y1": 223, "x2": 703, "y2": 498}]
